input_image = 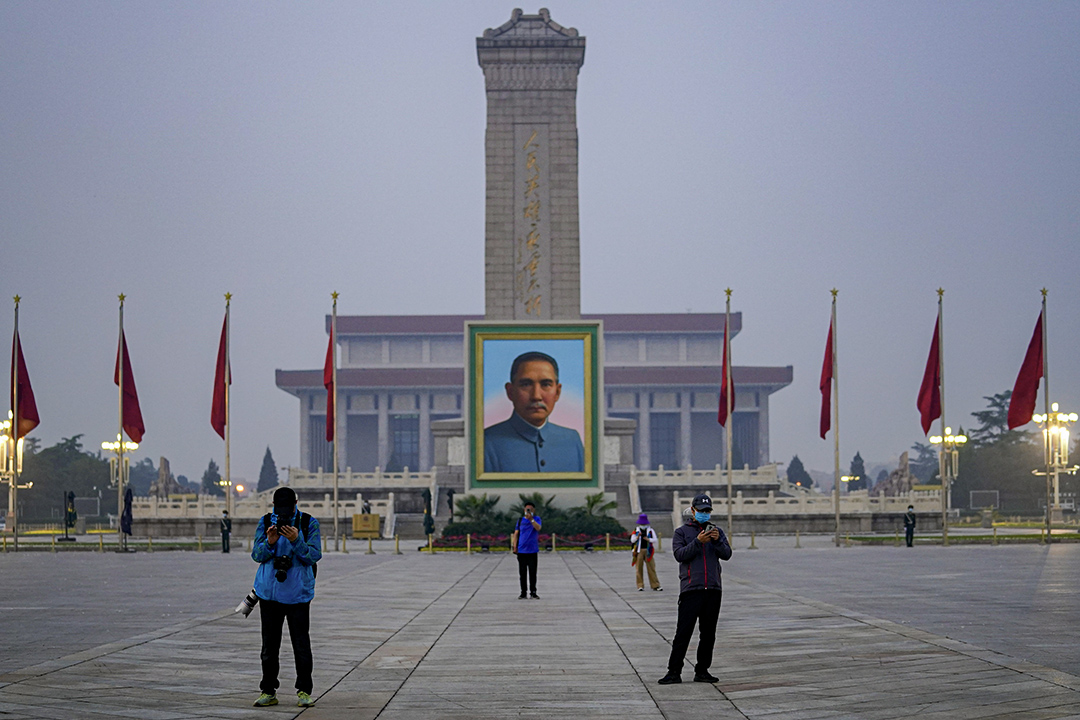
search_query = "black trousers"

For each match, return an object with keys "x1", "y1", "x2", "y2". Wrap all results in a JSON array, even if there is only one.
[
  {"x1": 517, "y1": 552, "x2": 538, "y2": 594},
  {"x1": 259, "y1": 599, "x2": 313, "y2": 695},
  {"x1": 905, "y1": 527, "x2": 914, "y2": 547},
  {"x1": 667, "y1": 589, "x2": 723, "y2": 675},
  {"x1": 221, "y1": 532, "x2": 230, "y2": 553}
]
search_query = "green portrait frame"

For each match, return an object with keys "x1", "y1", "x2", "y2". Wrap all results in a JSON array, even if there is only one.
[{"x1": 466, "y1": 321, "x2": 603, "y2": 489}]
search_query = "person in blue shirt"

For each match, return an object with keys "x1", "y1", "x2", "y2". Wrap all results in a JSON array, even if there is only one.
[
  {"x1": 251, "y1": 487, "x2": 322, "y2": 708},
  {"x1": 511, "y1": 501, "x2": 542, "y2": 599},
  {"x1": 484, "y1": 351, "x2": 585, "y2": 473}
]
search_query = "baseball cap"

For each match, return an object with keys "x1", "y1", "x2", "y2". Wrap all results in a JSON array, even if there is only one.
[{"x1": 691, "y1": 493, "x2": 713, "y2": 511}]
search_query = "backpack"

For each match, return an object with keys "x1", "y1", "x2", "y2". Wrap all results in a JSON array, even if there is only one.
[{"x1": 262, "y1": 512, "x2": 318, "y2": 579}]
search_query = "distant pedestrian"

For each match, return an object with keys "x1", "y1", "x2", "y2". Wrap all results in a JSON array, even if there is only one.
[
  {"x1": 904, "y1": 505, "x2": 916, "y2": 547},
  {"x1": 630, "y1": 514, "x2": 662, "y2": 591},
  {"x1": 511, "y1": 501, "x2": 542, "y2": 599},
  {"x1": 659, "y1": 493, "x2": 732, "y2": 685},
  {"x1": 221, "y1": 510, "x2": 232, "y2": 553}
]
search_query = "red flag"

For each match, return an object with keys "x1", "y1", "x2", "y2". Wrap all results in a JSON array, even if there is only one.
[
  {"x1": 717, "y1": 316, "x2": 734, "y2": 427},
  {"x1": 819, "y1": 318, "x2": 833, "y2": 439},
  {"x1": 1007, "y1": 312, "x2": 1043, "y2": 429},
  {"x1": 917, "y1": 317, "x2": 941, "y2": 435},
  {"x1": 210, "y1": 313, "x2": 229, "y2": 439},
  {"x1": 323, "y1": 324, "x2": 334, "y2": 442},
  {"x1": 10, "y1": 330, "x2": 40, "y2": 440},
  {"x1": 113, "y1": 331, "x2": 145, "y2": 443}
]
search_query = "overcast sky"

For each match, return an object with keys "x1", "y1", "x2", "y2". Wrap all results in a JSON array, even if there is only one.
[{"x1": 1, "y1": 1, "x2": 1077, "y2": 488}]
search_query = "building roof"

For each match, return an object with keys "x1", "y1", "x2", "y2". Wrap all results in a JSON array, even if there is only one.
[
  {"x1": 328, "y1": 313, "x2": 742, "y2": 336},
  {"x1": 275, "y1": 364, "x2": 792, "y2": 394}
]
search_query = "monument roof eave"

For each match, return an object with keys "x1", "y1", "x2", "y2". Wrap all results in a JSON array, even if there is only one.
[
  {"x1": 275, "y1": 364, "x2": 792, "y2": 394},
  {"x1": 479, "y1": 8, "x2": 581, "y2": 41},
  {"x1": 327, "y1": 313, "x2": 742, "y2": 336}
]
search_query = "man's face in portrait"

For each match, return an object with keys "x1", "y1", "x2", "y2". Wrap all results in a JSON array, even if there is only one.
[{"x1": 506, "y1": 359, "x2": 561, "y2": 427}]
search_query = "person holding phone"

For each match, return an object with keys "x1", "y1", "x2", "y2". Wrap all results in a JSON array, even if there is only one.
[
  {"x1": 658, "y1": 493, "x2": 732, "y2": 685},
  {"x1": 511, "y1": 500, "x2": 542, "y2": 599},
  {"x1": 251, "y1": 487, "x2": 321, "y2": 708}
]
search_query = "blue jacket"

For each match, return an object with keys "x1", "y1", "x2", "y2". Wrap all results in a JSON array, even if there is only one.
[
  {"x1": 484, "y1": 413, "x2": 585, "y2": 473},
  {"x1": 672, "y1": 518, "x2": 732, "y2": 594},
  {"x1": 251, "y1": 511, "x2": 322, "y2": 604}
]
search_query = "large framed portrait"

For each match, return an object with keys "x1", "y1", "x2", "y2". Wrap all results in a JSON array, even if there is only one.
[{"x1": 467, "y1": 321, "x2": 602, "y2": 488}]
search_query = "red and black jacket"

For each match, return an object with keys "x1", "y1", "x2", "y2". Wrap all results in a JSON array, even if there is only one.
[{"x1": 672, "y1": 518, "x2": 732, "y2": 594}]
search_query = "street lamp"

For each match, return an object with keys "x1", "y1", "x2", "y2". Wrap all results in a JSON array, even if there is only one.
[
  {"x1": 929, "y1": 427, "x2": 967, "y2": 515},
  {"x1": 1, "y1": 417, "x2": 32, "y2": 542},
  {"x1": 101, "y1": 434, "x2": 139, "y2": 491},
  {"x1": 1032, "y1": 403, "x2": 1078, "y2": 523}
]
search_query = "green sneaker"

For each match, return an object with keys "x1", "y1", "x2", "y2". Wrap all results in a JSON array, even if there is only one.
[
  {"x1": 297, "y1": 691, "x2": 315, "y2": 707},
  {"x1": 253, "y1": 693, "x2": 278, "y2": 707}
]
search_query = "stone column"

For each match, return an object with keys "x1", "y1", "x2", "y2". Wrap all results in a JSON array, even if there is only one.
[
  {"x1": 377, "y1": 392, "x2": 390, "y2": 469},
  {"x1": 478, "y1": 9, "x2": 585, "y2": 321},
  {"x1": 419, "y1": 392, "x2": 432, "y2": 471},
  {"x1": 679, "y1": 396, "x2": 692, "y2": 470},
  {"x1": 637, "y1": 402, "x2": 651, "y2": 470}
]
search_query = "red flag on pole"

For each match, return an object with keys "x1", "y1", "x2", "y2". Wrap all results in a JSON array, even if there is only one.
[
  {"x1": 819, "y1": 318, "x2": 833, "y2": 439},
  {"x1": 917, "y1": 317, "x2": 941, "y2": 435},
  {"x1": 211, "y1": 312, "x2": 229, "y2": 439},
  {"x1": 323, "y1": 324, "x2": 334, "y2": 441},
  {"x1": 113, "y1": 331, "x2": 145, "y2": 443},
  {"x1": 717, "y1": 316, "x2": 734, "y2": 427},
  {"x1": 1007, "y1": 312, "x2": 1044, "y2": 429},
  {"x1": 11, "y1": 330, "x2": 40, "y2": 440}
]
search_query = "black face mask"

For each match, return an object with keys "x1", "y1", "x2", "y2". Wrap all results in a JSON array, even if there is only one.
[{"x1": 274, "y1": 506, "x2": 296, "y2": 524}]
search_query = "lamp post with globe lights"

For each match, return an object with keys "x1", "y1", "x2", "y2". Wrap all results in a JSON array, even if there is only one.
[
  {"x1": 1032, "y1": 403, "x2": 1078, "y2": 532},
  {"x1": 1, "y1": 416, "x2": 32, "y2": 549},
  {"x1": 102, "y1": 434, "x2": 138, "y2": 549}
]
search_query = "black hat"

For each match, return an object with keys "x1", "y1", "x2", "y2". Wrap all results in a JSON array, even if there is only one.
[{"x1": 691, "y1": 493, "x2": 713, "y2": 511}]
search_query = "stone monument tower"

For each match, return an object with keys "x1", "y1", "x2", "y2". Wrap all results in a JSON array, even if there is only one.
[{"x1": 478, "y1": 9, "x2": 585, "y2": 321}]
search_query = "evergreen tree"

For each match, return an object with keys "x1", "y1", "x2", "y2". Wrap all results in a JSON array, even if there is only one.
[
  {"x1": 258, "y1": 447, "x2": 280, "y2": 492},
  {"x1": 909, "y1": 442, "x2": 939, "y2": 483},
  {"x1": 848, "y1": 452, "x2": 869, "y2": 491},
  {"x1": 201, "y1": 459, "x2": 223, "y2": 496},
  {"x1": 786, "y1": 455, "x2": 813, "y2": 488},
  {"x1": 128, "y1": 457, "x2": 156, "y2": 496}
]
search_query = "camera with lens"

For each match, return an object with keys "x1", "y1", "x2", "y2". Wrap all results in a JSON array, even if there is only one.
[
  {"x1": 235, "y1": 588, "x2": 260, "y2": 617},
  {"x1": 272, "y1": 555, "x2": 293, "y2": 582}
]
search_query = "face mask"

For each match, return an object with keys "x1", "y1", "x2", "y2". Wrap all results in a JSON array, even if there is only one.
[{"x1": 694, "y1": 511, "x2": 711, "y2": 524}]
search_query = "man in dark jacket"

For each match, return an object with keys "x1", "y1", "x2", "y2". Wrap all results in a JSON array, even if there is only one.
[
  {"x1": 659, "y1": 493, "x2": 732, "y2": 685},
  {"x1": 904, "y1": 505, "x2": 916, "y2": 547}
]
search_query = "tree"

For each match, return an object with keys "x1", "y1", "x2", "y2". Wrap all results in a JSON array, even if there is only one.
[
  {"x1": 909, "y1": 442, "x2": 939, "y2": 483},
  {"x1": 848, "y1": 452, "x2": 869, "y2": 491},
  {"x1": 17, "y1": 436, "x2": 111, "y2": 520},
  {"x1": 128, "y1": 457, "x2": 156, "y2": 496},
  {"x1": 258, "y1": 447, "x2": 280, "y2": 492},
  {"x1": 454, "y1": 493, "x2": 501, "y2": 522},
  {"x1": 786, "y1": 455, "x2": 813, "y2": 488},
  {"x1": 201, "y1": 459, "x2": 223, "y2": 496},
  {"x1": 875, "y1": 468, "x2": 889, "y2": 486},
  {"x1": 579, "y1": 491, "x2": 618, "y2": 517},
  {"x1": 510, "y1": 492, "x2": 557, "y2": 519},
  {"x1": 23, "y1": 436, "x2": 40, "y2": 455}
]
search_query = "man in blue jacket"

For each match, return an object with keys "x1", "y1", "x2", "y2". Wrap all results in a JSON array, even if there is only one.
[
  {"x1": 659, "y1": 493, "x2": 732, "y2": 685},
  {"x1": 251, "y1": 487, "x2": 322, "y2": 708}
]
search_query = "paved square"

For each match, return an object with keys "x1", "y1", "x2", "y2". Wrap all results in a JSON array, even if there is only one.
[{"x1": 1, "y1": 540, "x2": 1078, "y2": 718}]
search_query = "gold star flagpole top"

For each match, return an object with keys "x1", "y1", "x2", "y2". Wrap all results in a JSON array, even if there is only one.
[
  {"x1": 724, "y1": 288, "x2": 732, "y2": 298},
  {"x1": 937, "y1": 287, "x2": 944, "y2": 298},
  {"x1": 331, "y1": 291, "x2": 339, "y2": 301},
  {"x1": 830, "y1": 288, "x2": 838, "y2": 298},
  {"x1": 118, "y1": 293, "x2": 126, "y2": 305},
  {"x1": 1041, "y1": 287, "x2": 1048, "y2": 298},
  {"x1": 224, "y1": 292, "x2": 232, "y2": 302},
  {"x1": 13, "y1": 295, "x2": 21, "y2": 306}
]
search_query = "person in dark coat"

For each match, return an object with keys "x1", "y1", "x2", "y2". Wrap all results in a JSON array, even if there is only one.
[
  {"x1": 904, "y1": 505, "x2": 916, "y2": 547},
  {"x1": 659, "y1": 493, "x2": 732, "y2": 685},
  {"x1": 221, "y1": 510, "x2": 232, "y2": 553}
]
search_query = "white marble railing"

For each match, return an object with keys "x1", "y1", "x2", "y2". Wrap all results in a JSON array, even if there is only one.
[
  {"x1": 631, "y1": 463, "x2": 781, "y2": 488},
  {"x1": 670, "y1": 488, "x2": 941, "y2": 529}
]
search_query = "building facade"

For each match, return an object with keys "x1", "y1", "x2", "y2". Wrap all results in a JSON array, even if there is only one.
[{"x1": 275, "y1": 313, "x2": 792, "y2": 474}]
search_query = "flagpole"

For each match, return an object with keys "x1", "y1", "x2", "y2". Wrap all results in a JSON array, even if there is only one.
[
  {"x1": 724, "y1": 289, "x2": 734, "y2": 537},
  {"x1": 224, "y1": 293, "x2": 232, "y2": 518},
  {"x1": 1041, "y1": 289, "x2": 1051, "y2": 542},
  {"x1": 117, "y1": 293, "x2": 126, "y2": 551},
  {"x1": 331, "y1": 291, "x2": 339, "y2": 549},
  {"x1": 937, "y1": 289, "x2": 947, "y2": 546},
  {"x1": 11, "y1": 296, "x2": 20, "y2": 551},
  {"x1": 831, "y1": 290, "x2": 840, "y2": 547}
]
